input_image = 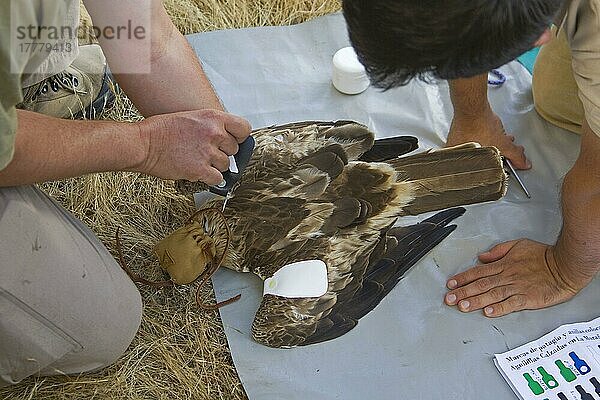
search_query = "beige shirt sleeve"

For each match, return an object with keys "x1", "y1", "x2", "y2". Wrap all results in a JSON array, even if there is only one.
[
  {"x1": 0, "y1": 101, "x2": 19, "y2": 172},
  {"x1": 564, "y1": 0, "x2": 600, "y2": 136},
  {"x1": 0, "y1": 0, "x2": 82, "y2": 171},
  {"x1": 0, "y1": 12, "x2": 24, "y2": 171}
]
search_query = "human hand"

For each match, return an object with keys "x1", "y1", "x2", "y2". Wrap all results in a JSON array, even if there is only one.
[
  {"x1": 447, "y1": 109, "x2": 531, "y2": 170},
  {"x1": 135, "y1": 109, "x2": 252, "y2": 184},
  {"x1": 444, "y1": 239, "x2": 590, "y2": 317}
]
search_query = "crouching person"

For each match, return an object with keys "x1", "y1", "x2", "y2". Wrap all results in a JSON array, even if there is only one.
[{"x1": 1, "y1": 0, "x2": 251, "y2": 385}]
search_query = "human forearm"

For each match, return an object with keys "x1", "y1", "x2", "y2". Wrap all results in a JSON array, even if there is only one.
[
  {"x1": 554, "y1": 193, "x2": 600, "y2": 287},
  {"x1": 85, "y1": 0, "x2": 223, "y2": 116},
  {"x1": 552, "y1": 122, "x2": 600, "y2": 287},
  {"x1": 0, "y1": 110, "x2": 144, "y2": 186},
  {"x1": 449, "y1": 74, "x2": 491, "y2": 118},
  {"x1": 447, "y1": 74, "x2": 529, "y2": 168},
  {"x1": 111, "y1": 11, "x2": 223, "y2": 116},
  {"x1": 1, "y1": 107, "x2": 251, "y2": 186}
]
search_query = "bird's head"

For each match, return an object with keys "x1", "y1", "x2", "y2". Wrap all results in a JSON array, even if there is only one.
[
  {"x1": 154, "y1": 220, "x2": 217, "y2": 285},
  {"x1": 154, "y1": 208, "x2": 230, "y2": 286}
]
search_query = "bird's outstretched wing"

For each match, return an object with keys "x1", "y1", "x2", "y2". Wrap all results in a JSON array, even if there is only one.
[
  {"x1": 212, "y1": 122, "x2": 419, "y2": 273},
  {"x1": 251, "y1": 208, "x2": 465, "y2": 348},
  {"x1": 301, "y1": 207, "x2": 465, "y2": 346}
]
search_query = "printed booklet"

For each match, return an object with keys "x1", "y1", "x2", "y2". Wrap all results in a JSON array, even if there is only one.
[{"x1": 494, "y1": 316, "x2": 600, "y2": 400}]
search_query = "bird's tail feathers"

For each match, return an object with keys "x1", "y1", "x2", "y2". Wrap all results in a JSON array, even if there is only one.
[{"x1": 390, "y1": 146, "x2": 507, "y2": 215}]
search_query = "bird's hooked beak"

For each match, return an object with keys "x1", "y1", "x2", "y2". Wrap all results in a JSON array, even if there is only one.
[{"x1": 154, "y1": 220, "x2": 217, "y2": 285}]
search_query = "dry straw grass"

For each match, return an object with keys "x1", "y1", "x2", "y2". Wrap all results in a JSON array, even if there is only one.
[{"x1": 1, "y1": 1, "x2": 340, "y2": 399}]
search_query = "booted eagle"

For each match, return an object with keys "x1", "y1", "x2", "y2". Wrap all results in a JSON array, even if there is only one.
[{"x1": 154, "y1": 121, "x2": 507, "y2": 348}]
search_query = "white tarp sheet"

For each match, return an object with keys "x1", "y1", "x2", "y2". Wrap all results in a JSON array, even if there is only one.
[{"x1": 185, "y1": 13, "x2": 598, "y2": 400}]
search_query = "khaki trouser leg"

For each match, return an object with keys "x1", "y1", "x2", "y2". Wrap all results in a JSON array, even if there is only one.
[
  {"x1": 532, "y1": 27, "x2": 584, "y2": 134},
  {"x1": 0, "y1": 186, "x2": 142, "y2": 386}
]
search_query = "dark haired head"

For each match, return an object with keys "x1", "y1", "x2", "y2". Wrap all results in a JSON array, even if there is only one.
[{"x1": 342, "y1": 0, "x2": 562, "y2": 89}]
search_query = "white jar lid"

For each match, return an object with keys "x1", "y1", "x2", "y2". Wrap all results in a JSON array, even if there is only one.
[{"x1": 332, "y1": 47, "x2": 370, "y2": 95}]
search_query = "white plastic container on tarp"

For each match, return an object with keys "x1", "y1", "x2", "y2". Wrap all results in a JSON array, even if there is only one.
[{"x1": 332, "y1": 46, "x2": 370, "y2": 95}]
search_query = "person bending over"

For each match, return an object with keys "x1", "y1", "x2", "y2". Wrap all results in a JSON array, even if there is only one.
[{"x1": 342, "y1": 0, "x2": 600, "y2": 317}]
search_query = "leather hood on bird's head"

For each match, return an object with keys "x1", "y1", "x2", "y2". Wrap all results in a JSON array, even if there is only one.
[{"x1": 154, "y1": 220, "x2": 216, "y2": 285}]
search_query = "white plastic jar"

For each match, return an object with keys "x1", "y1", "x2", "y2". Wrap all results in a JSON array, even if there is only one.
[{"x1": 332, "y1": 47, "x2": 370, "y2": 95}]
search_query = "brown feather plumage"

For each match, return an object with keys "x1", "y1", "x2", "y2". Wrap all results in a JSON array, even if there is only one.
[{"x1": 169, "y1": 121, "x2": 506, "y2": 347}]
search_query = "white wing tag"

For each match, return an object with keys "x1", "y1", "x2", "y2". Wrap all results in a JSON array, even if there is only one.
[{"x1": 263, "y1": 260, "x2": 328, "y2": 298}]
